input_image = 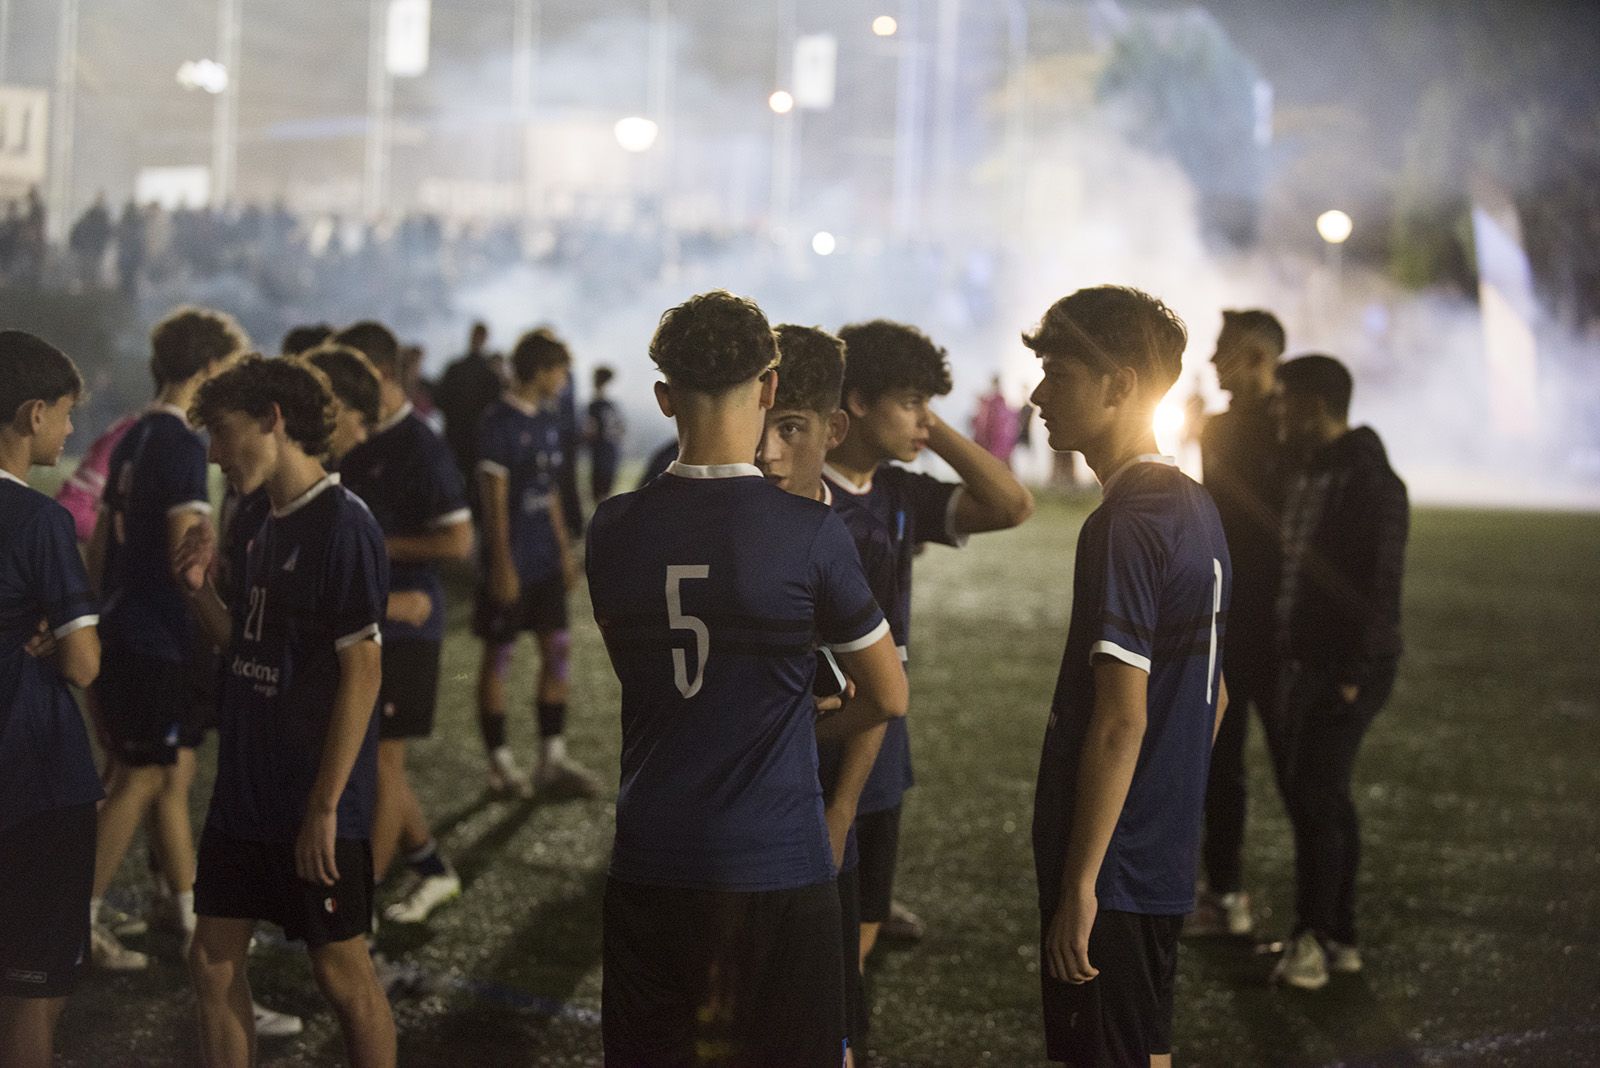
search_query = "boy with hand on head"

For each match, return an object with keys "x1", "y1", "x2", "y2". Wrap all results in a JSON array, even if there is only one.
[
  {"x1": 823, "y1": 319, "x2": 1034, "y2": 962},
  {"x1": 174, "y1": 357, "x2": 396, "y2": 1068},
  {"x1": 1025, "y1": 286, "x2": 1231, "y2": 1068},
  {"x1": 0, "y1": 332, "x2": 102, "y2": 1068},
  {"x1": 588, "y1": 291, "x2": 908, "y2": 1068},
  {"x1": 326, "y1": 322, "x2": 473, "y2": 926},
  {"x1": 756, "y1": 323, "x2": 899, "y2": 1062},
  {"x1": 473, "y1": 328, "x2": 598, "y2": 799}
]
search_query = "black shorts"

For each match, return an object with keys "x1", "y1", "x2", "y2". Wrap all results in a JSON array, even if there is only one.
[
  {"x1": 95, "y1": 650, "x2": 207, "y2": 766},
  {"x1": 472, "y1": 573, "x2": 569, "y2": 643},
  {"x1": 0, "y1": 803, "x2": 96, "y2": 998},
  {"x1": 836, "y1": 866, "x2": 866, "y2": 1052},
  {"x1": 602, "y1": 876, "x2": 846, "y2": 1068},
  {"x1": 194, "y1": 829, "x2": 373, "y2": 949},
  {"x1": 854, "y1": 805, "x2": 902, "y2": 924},
  {"x1": 378, "y1": 639, "x2": 442, "y2": 740},
  {"x1": 1040, "y1": 908, "x2": 1182, "y2": 1066}
]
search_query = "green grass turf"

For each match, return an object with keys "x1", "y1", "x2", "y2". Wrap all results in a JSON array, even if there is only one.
[{"x1": 42, "y1": 483, "x2": 1600, "y2": 1066}]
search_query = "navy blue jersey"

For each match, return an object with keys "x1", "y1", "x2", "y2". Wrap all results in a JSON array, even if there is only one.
[
  {"x1": 99, "y1": 406, "x2": 212, "y2": 662},
  {"x1": 823, "y1": 462, "x2": 964, "y2": 814},
  {"x1": 587, "y1": 462, "x2": 890, "y2": 892},
  {"x1": 0, "y1": 473, "x2": 104, "y2": 831},
  {"x1": 587, "y1": 398, "x2": 625, "y2": 447},
  {"x1": 340, "y1": 404, "x2": 470, "y2": 643},
  {"x1": 1032, "y1": 457, "x2": 1231, "y2": 915},
  {"x1": 477, "y1": 395, "x2": 564, "y2": 583},
  {"x1": 218, "y1": 486, "x2": 270, "y2": 607},
  {"x1": 206, "y1": 475, "x2": 389, "y2": 843}
]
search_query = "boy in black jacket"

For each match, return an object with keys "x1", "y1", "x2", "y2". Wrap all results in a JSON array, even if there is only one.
[{"x1": 1269, "y1": 354, "x2": 1408, "y2": 991}]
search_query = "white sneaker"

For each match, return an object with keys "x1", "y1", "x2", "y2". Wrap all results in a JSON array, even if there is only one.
[
  {"x1": 487, "y1": 747, "x2": 534, "y2": 799},
  {"x1": 1184, "y1": 890, "x2": 1252, "y2": 937},
  {"x1": 533, "y1": 754, "x2": 601, "y2": 799},
  {"x1": 252, "y1": 1001, "x2": 304, "y2": 1038},
  {"x1": 383, "y1": 868, "x2": 462, "y2": 925},
  {"x1": 1325, "y1": 939, "x2": 1363, "y2": 974},
  {"x1": 102, "y1": 904, "x2": 149, "y2": 939},
  {"x1": 1219, "y1": 891, "x2": 1254, "y2": 936},
  {"x1": 91, "y1": 923, "x2": 149, "y2": 971},
  {"x1": 1271, "y1": 931, "x2": 1329, "y2": 990}
]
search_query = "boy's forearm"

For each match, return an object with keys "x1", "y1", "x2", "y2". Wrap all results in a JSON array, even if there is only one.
[
  {"x1": 309, "y1": 641, "x2": 383, "y2": 813},
  {"x1": 386, "y1": 520, "x2": 472, "y2": 563},
  {"x1": 187, "y1": 580, "x2": 232, "y2": 649},
  {"x1": 823, "y1": 722, "x2": 887, "y2": 823},
  {"x1": 927, "y1": 413, "x2": 1033, "y2": 531}
]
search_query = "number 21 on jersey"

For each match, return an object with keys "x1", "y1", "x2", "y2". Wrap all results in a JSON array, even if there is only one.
[{"x1": 243, "y1": 585, "x2": 267, "y2": 642}]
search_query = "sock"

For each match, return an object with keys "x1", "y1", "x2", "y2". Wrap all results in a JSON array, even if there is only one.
[
  {"x1": 90, "y1": 896, "x2": 103, "y2": 927},
  {"x1": 480, "y1": 713, "x2": 507, "y2": 753},
  {"x1": 174, "y1": 890, "x2": 196, "y2": 934},
  {"x1": 405, "y1": 840, "x2": 449, "y2": 879},
  {"x1": 539, "y1": 734, "x2": 567, "y2": 765},
  {"x1": 537, "y1": 701, "x2": 567, "y2": 740}
]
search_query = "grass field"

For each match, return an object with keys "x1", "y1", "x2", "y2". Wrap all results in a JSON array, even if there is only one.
[{"x1": 44, "y1": 487, "x2": 1600, "y2": 1067}]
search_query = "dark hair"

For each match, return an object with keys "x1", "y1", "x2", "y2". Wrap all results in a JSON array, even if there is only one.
[
  {"x1": 1277, "y1": 353, "x2": 1353, "y2": 420},
  {"x1": 593, "y1": 365, "x2": 615, "y2": 390},
  {"x1": 0, "y1": 330, "x2": 83, "y2": 421},
  {"x1": 836, "y1": 319, "x2": 952, "y2": 405},
  {"x1": 1221, "y1": 309, "x2": 1286, "y2": 359},
  {"x1": 1021, "y1": 285, "x2": 1187, "y2": 393},
  {"x1": 510, "y1": 328, "x2": 572, "y2": 383},
  {"x1": 191, "y1": 354, "x2": 334, "y2": 457},
  {"x1": 772, "y1": 324, "x2": 846, "y2": 415},
  {"x1": 304, "y1": 344, "x2": 382, "y2": 427},
  {"x1": 281, "y1": 323, "x2": 334, "y2": 356},
  {"x1": 649, "y1": 290, "x2": 777, "y2": 394},
  {"x1": 333, "y1": 320, "x2": 401, "y2": 377},
  {"x1": 150, "y1": 306, "x2": 248, "y2": 387}
]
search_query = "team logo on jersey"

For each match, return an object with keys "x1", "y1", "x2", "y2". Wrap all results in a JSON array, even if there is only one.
[{"x1": 281, "y1": 546, "x2": 300, "y2": 572}]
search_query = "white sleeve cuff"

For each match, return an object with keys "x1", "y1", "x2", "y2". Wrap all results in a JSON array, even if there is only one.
[
  {"x1": 477, "y1": 460, "x2": 509, "y2": 478},
  {"x1": 335, "y1": 622, "x2": 382, "y2": 650},
  {"x1": 944, "y1": 486, "x2": 970, "y2": 547},
  {"x1": 1090, "y1": 639, "x2": 1151, "y2": 673},
  {"x1": 52, "y1": 614, "x2": 99, "y2": 639},
  {"x1": 828, "y1": 617, "x2": 891, "y2": 654},
  {"x1": 427, "y1": 507, "x2": 472, "y2": 529},
  {"x1": 167, "y1": 501, "x2": 214, "y2": 517}
]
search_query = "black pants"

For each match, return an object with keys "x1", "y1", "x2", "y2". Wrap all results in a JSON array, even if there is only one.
[
  {"x1": 1281, "y1": 659, "x2": 1397, "y2": 945},
  {"x1": 1201, "y1": 635, "x2": 1290, "y2": 894}
]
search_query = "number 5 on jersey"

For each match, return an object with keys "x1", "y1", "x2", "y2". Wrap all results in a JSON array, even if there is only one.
[{"x1": 666, "y1": 565, "x2": 709, "y2": 699}]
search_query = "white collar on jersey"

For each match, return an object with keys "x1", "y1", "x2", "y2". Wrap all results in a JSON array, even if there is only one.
[
  {"x1": 0, "y1": 468, "x2": 28, "y2": 488},
  {"x1": 272, "y1": 472, "x2": 340, "y2": 519},
  {"x1": 372, "y1": 400, "x2": 414, "y2": 436},
  {"x1": 1100, "y1": 453, "x2": 1178, "y2": 495},
  {"x1": 500, "y1": 391, "x2": 542, "y2": 417},
  {"x1": 822, "y1": 462, "x2": 872, "y2": 495},
  {"x1": 666, "y1": 460, "x2": 762, "y2": 480},
  {"x1": 820, "y1": 480, "x2": 833, "y2": 507},
  {"x1": 149, "y1": 402, "x2": 191, "y2": 426}
]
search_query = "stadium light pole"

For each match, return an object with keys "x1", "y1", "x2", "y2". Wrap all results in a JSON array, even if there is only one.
[
  {"x1": 0, "y1": 0, "x2": 12, "y2": 82},
  {"x1": 512, "y1": 0, "x2": 540, "y2": 221},
  {"x1": 363, "y1": 0, "x2": 394, "y2": 220},
  {"x1": 46, "y1": 0, "x2": 79, "y2": 242},
  {"x1": 211, "y1": 0, "x2": 242, "y2": 207}
]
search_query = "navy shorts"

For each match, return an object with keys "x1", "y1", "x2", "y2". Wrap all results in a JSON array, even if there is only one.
[
  {"x1": 195, "y1": 829, "x2": 373, "y2": 948},
  {"x1": 377, "y1": 639, "x2": 442, "y2": 740},
  {"x1": 95, "y1": 651, "x2": 207, "y2": 766},
  {"x1": 0, "y1": 803, "x2": 95, "y2": 998},
  {"x1": 1040, "y1": 908, "x2": 1182, "y2": 1066},
  {"x1": 472, "y1": 573, "x2": 569, "y2": 643}
]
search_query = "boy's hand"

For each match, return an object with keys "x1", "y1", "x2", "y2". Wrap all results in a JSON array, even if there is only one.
[
  {"x1": 814, "y1": 677, "x2": 856, "y2": 717},
  {"x1": 1046, "y1": 883, "x2": 1100, "y2": 984},
  {"x1": 172, "y1": 522, "x2": 217, "y2": 594},
  {"x1": 295, "y1": 807, "x2": 340, "y2": 887},
  {"x1": 24, "y1": 618, "x2": 57, "y2": 659}
]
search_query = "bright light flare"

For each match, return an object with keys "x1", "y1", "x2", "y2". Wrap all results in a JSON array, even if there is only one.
[
  {"x1": 811, "y1": 231, "x2": 837, "y2": 256},
  {"x1": 1153, "y1": 398, "x2": 1186, "y2": 450},
  {"x1": 613, "y1": 116, "x2": 659, "y2": 153},
  {"x1": 872, "y1": 15, "x2": 898, "y2": 37},
  {"x1": 768, "y1": 90, "x2": 795, "y2": 115},
  {"x1": 1316, "y1": 209, "x2": 1353, "y2": 245},
  {"x1": 176, "y1": 59, "x2": 229, "y2": 95}
]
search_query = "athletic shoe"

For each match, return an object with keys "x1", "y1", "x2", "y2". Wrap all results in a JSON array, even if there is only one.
[
  {"x1": 879, "y1": 900, "x2": 926, "y2": 943},
  {"x1": 1325, "y1": 939, "x2": 1363, "y2": 974},
  {"x1": 253, "y1": 1001, "x2": 304, "y2": 1039},
  {"x1": 383, "y1": 868, "x2": 462, "y2": 925},
  {"x1": 486, "y1": 747, "x2": 534, "y2": 799},
  {"x1": 1184, "y1": 890, "x2": 1253, "y2": 937},
  {"x1": 102, "y1": 904, "x2": 149, "y2": 939},
  {"x1": 91, "y1": 923, "x2": 149, "y2": 971},
  {"x1": 1220, "y1": 891, "x2": 1254, "y2": 936},
  {"x1": 1271, "y1": 931, "x2": 1329, "y2": 990},
  {"x1": 534, "y1": 754, "x2": 602, "y2": 799}
]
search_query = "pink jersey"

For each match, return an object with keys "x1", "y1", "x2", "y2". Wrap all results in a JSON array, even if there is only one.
[{"x1": 55, "y1": 413, "x2": 138, "y2": 542}]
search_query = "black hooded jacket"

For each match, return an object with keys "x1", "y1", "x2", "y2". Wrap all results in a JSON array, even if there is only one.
[{"x1": 1275, "y1": 426, "x2": 1408, "y2": 678}]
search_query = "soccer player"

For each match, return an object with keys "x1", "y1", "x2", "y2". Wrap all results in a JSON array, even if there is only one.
[
  {"x1": 473, "y1": 328, "x2": 597, "y2": 798},
  {"x1": 176, "y1": 356, "x2": 396, "y2": 1067},
  {"x1": 756, "y1": 323, "x2": 899, "y2": 1063},
  {"x1": 588, "y1": 290, "x2": 908, "y2": 1067},
  {"x1": 1269, "y1": 354, "x2": 1408, "y2": 991},
  {"x1": 0, "y1": 332, "x2": 102, "y2": 1068},
  {"x1": 328, "y1": 323, "x2": 472, "y2": 924},
  {"x1": 86, "y1": 306, "x2": 244, "y2": 970},
  {"x1": 1025, "y1": 286, "x2": 1231, "y2": 1068},
  {"x1": 1191, "y1": 309, "x2": 1288, "y2": 938},
  {"x1": 585, "y1": 365, "x2": 625, "y2": 502},
  {"x1": 823, "y1": 319, "x2": 1034, "y2": 961}
]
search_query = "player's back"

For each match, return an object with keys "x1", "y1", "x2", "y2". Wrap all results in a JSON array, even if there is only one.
[{"x1": 587, "y1": 462, "x2": 888, "y2": 893}]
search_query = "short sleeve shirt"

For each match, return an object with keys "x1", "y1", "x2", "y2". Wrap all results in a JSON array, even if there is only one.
[
  {"x1": 1032, "y1": 457, "x2": 1231, "y2": 915},
  {"x1": 205, "y1": 475, "x2": 389, "y2": 843},
  {"x1": 99, "y1": 406, "x2": 212, "y2": 662},
  {"x1": 340, "y1": 404, "x2": 470, "y2": 643},
  {"x1": 477, "y1": 396, "x2": 564, "y2": 584},
  {"x1": 587, "y1": 462, "x2": 890, "y2": 892},
  {"x1": 0, "y1": 473, "x2": 104, "y2": 830}
]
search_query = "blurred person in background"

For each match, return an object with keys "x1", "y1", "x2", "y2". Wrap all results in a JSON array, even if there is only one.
[
  {"x1": 434, "y1": 321, "x2": 505, "y2": 501},
  {"x1": 972, "y1": 374, "x2": 1022, "y2": 468},
  {"x1": 585, "y1": 366, "x2": 625, "y2": 502}
]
